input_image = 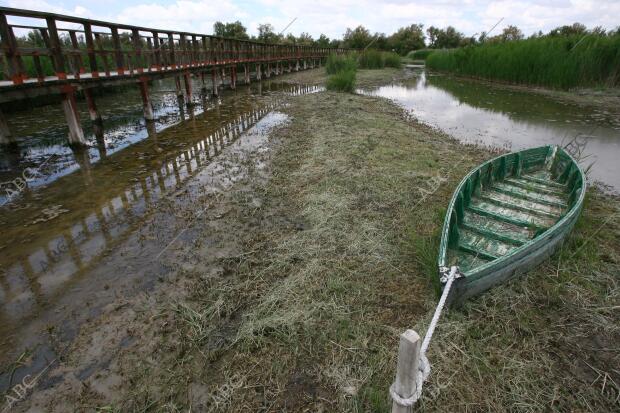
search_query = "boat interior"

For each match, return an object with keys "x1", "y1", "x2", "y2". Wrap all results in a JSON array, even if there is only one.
[{"x1": 445, "y1": 146, "x2": 584, "y2": 273}]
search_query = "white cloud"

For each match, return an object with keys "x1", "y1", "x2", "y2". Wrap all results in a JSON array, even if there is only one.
[{"x1": 5, "y1": 0, "x2": 620, "y2": 39}]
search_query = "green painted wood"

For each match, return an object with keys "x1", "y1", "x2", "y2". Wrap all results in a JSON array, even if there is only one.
[{"x1": 438, "y1": 145, "x2": 586, "y2": 305}]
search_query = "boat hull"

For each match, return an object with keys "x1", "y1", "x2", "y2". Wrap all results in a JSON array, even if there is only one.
[{"x1": 438, "y1": 145, "x2": 586, "y2": 306}]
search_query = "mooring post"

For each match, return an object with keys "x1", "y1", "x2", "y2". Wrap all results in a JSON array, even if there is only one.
[
  {"x1": 211, "y1": 67, "x2": 219, "y2": 97},
  {"x1": 0, "y1": 107, "x2": 15, "y2": 145},
  {"x1": 138, "y1": 79, "x2": 155, "y2": 121},
  {"x1": 60, "y1": 86, "x2": 86, "y2": 146},
  {"x1": 183, "y1": 72, "x2": 193, "y2": 106},
  {"x1": 392, "y1": 330, "x2": 421, "y2": 413},
  {"x1": 83, "y1": 88, "x2": 102, "y2": 124}
]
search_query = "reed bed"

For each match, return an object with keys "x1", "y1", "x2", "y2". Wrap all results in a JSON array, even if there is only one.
[{"x1": 426, "y1": 34, "x2": 620, "y2": 89}]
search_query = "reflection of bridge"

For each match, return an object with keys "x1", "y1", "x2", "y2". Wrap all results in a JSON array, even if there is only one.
[
  {"x1": 0, "y1": 84, "x2": 321, "y2": 354},
  {"x1": 0, "y1": 7, "x2": 346, "y2": 145}
]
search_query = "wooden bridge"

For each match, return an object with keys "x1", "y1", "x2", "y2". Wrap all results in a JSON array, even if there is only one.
[{"x1": 0, "y1": 7, "x2": 347, "y2": 145}]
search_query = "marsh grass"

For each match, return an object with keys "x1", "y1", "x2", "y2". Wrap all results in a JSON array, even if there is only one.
[
  {"x1": 326, "y1": 69, "x2": 356, "y2": 92},
  {"x1": 426, "y1": 34, "x2": 620, "y2": 89},
  {"x1": 109, "y1": 70, "x2": 619, "y2": 412},
  {"x1": 325, "y1": 53, "x2": 357, "y2": 75}
]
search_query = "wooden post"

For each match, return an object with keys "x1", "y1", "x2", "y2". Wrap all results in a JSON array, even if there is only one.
[
  {"x1": 392, "y1": 330, "x2": 421, "y2": 413},
  {"x1": 83, "y1": 23, "x2": 99, "y2": 78},
  {"x1": 0, "y1": 12, "x2": 23, "y2": 84},
  {"x1": 110, "y1": 26, "x2": 125, "y2": 75},
  {"x1": 46, "y1": 17, "x2": 66, "y2": 80},
  {"x1": 174, "y1": 75, "x2": 183, "y2": 98},
  {"x1": 211, "y1": 67, "x2": 218, "y2": 97},
  {"x1": 183, "y1": 72, "x2": 193, "y2": 105},
  {"x1": 83, "y1": 88, "x2": 102, "y2": 124},
  {"x1": 60, "y1": 86, "x2": 86, "y2": 146},
  {"x1": 0, "y1": 108, "x2": 15, "y2": 145},
  {"x1": 139, "y1": 79, "x2": 154, "y2": 120}
]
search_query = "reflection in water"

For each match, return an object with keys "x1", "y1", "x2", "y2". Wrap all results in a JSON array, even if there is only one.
[
  {"x1": 0, "y1": 82, "x2": 321, "y2": 392},
  {"x1": 362, "y1": 69, "x2": 620, "y2": 189}
]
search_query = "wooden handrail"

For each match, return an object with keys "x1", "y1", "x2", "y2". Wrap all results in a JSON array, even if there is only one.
[{"x1": 0, "y1": 6, "x2": 350, "y2": 85}]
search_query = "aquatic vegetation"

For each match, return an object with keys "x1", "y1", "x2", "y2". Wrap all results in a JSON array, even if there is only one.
[
  {"x1": 426, "y1": 34, "x2": 620, "y2": 89},
  {"x1": 382, "y1": 52, "x2": 402, "y2": 68},
  {"x1": 325, "y1": 53, "x2": 358, "y2": 74},
  {"x1": 326, "y1": 68, "x2": 356, "y2": 92}
]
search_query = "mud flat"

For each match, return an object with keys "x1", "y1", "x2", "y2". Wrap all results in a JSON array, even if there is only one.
[{"x1": 5, "y1": 68, "x2": 620, "y2": 412}]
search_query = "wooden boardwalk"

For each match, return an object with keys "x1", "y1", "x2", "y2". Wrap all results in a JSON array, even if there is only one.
[{"x1": 0, "y1": 7, "x2": 346, "y2": 144}]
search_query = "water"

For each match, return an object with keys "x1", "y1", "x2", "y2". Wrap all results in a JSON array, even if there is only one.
[
  {"x1": 361, "y1": 68, "x2": 620, "y2": 190},
  {"x1": 0, "y1": 76, "x2": 321, "y2": 392}
]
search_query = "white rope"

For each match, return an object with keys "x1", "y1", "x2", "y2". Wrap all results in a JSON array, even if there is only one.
[{"x1": 390, "y1": 266, "x2": 460, "y2": 407}]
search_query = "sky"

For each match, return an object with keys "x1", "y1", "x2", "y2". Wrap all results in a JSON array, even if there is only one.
[{"x1": 2, "y1": 0, "x2": 619, "y2": 40}]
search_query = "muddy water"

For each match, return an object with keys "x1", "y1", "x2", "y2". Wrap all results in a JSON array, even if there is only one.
[
  {"x1": 362, "y1": 68, "x2": 620, "y2": 190},
  {"x1": 0, "y1": 76, "x2": 320, "y2": 393}
]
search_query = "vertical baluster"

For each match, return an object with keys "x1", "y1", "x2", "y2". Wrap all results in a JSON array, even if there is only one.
[
  {"x1": 83, "y1": 23, "x2": 98, "y2": 78},
  {"x1": 94, "y1": 33, "x2": 110, "y2": 76},
  {"x1": 152, "y1": 32, "x2": 161, "y2": 70},
  {"x1": 131, "y1": 28, "x2": 143, "y2": 74},
  {"x1": 167, "y1": 32, "x2": 176, "y2": 69},
  {"x1": 68, "y1": 30, "x2": 83, "y2": 79},
  {"x1": 46, "y1": 17, "x2": 67, "y2": 80},
  {"x1": 110, "y1": 26, "x2": 124, "y2": 75}
]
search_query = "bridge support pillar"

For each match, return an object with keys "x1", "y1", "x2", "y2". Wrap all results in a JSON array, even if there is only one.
[
  {"x1": 303, "y1": 59, "x2": 307, "y2": 70},
  {"x1": 60, "y1": 86, "x2": 86, "y2": 146},
  {"x1": 266, "y1": 63, "x2": 271, "y2": 78},
  {"x1": 83, "y1": 88, "x2": 102, "y2": 124},
  {"x1": 295, "y1": 60, "x2": 300, "y2": 71},
  {"x1": 230, "y1": 67, "x2": 236, "y2": 90},
  {"x1": 211, "y1": 68, "x2": 219, "y2": 97},
  {"x1": 183, "y1": 73, "x2": 193, "y2": 106},
  {"x1": 0, "y1": 108, "x2": 15, "y2": 146},
  {"x1": 256, "y1": 63, "x2": 262, "y2": 81},
  {"x1": 244, "y1": 64, "x2": 250, "y2": 84},
  {"x1": 138, "y1": 79, "x2": 154, "y2": 121},
  {"x1": 200, "y1": 71, "x2": 208, "y2": 93},
  {"x1": 174, "y1": 76, "x2": 183, "y2": 99}
]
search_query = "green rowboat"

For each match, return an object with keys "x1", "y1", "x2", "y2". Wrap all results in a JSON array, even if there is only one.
[{"x1": 438, "y1": 145, "x2": 586, "y2": 305}]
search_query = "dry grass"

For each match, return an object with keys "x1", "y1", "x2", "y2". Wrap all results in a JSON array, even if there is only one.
[{"x1": 71, "y1": 69, "x2": 620, "y2": 412}]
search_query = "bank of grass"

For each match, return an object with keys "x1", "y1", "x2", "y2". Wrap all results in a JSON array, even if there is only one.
[
  {"x1": 107, "y1": 70, "x2": 620, "y2": 412},
  {"x1": 427, "y1": 34, "x2": 620, "y2": 89}
]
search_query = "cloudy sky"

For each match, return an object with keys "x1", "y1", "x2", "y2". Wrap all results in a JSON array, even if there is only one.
[{"x1": 2, "y1": 0, "x2": 619, "y2": 39}]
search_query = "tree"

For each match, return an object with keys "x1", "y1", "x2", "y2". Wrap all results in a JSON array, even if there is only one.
[
  {"x1": 342, "y1": 25, "x2": 373, "y2": 49},
  {"x1": 549, "y1": 23, "x2": 587, "y2": 37},
  {"x1": 297, "y1": 32, "x2": 314, "y2": 46},
  {"x1": 427, "y1": 26, "x2": 463, "y2": 49},
  {"x1": 316, "y1": 34, "x2": 331, "y2": 47},
  {"x1": 213, "y1": 21, "x2": 249, "y2": 39},
  {"x1": 388, "y1": 24, "x2": 425, "y2": 55},
  {"x1": 427, "y1": 26, "x2": 441, "y2": 48},
  {"x1": 257, "y1": 23, "x2": 282, "y2": 43},
  {"x1": 500, "y1": 25, "x2": 523, "y2": 41}
]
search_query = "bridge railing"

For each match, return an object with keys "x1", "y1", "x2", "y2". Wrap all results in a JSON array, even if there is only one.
[{"x1": 0, "y1": 7, "x2": 348, "y2": 85}]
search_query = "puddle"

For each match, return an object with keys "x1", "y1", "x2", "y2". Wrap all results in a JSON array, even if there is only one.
[
  {"x1": 361, "y1": 69, "x2": 620, "y2": 190},
  {"x1": 0, "y1": 78, "x2": 311, "y2": 393}
]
